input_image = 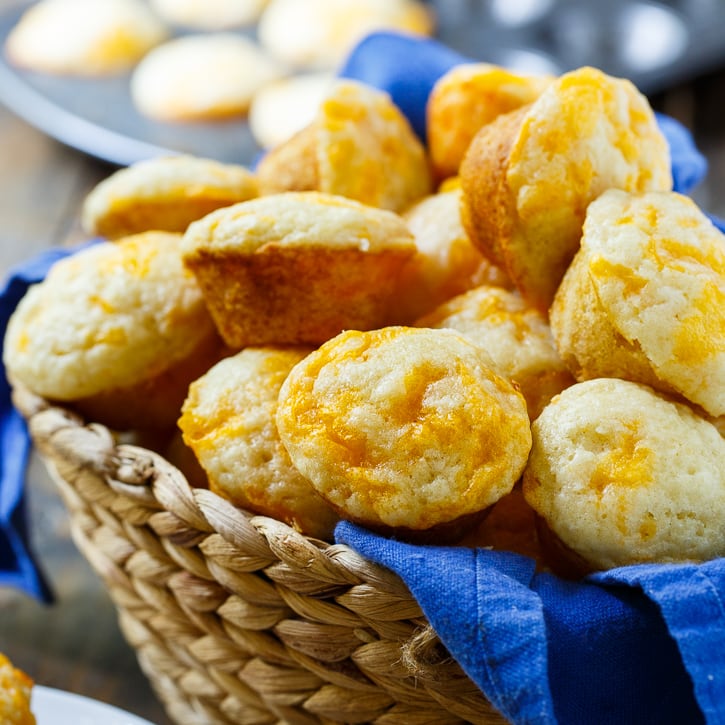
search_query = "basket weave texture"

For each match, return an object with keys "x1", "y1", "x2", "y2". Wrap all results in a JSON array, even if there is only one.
[{"x1": 13, "y1": 385, "x2": 507, "y2": 725}]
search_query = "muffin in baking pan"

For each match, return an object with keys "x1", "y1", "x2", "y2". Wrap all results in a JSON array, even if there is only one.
[
  {"x1": 257, "y1": 0, "x2": 434, "y2": 70},
  {"x1": 4, "y1": 0, "x2": 168, "y2": 76},
  {"x1": 130, "y1": 33, "x2": 284, "y2": 122}
]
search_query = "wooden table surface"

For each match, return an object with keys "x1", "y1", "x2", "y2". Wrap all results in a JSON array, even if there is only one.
[{"x1": 0, "y1": 34, "x2": 725, "y2": 725}]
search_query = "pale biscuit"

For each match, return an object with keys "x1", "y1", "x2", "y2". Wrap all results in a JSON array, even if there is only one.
[
  {"x1": 395, "y1": 189, "x2": 511, "y2": 323},
  {"x1": 82, "y1": 155, "x2": 259, "y2": 239},
  {"x1": 0, "y1": 653, "x2": 35, "y2": 725},
  {"x1": 4, "y1": 232, "x2": 221, "y2": 429},
  {"x1": 523, "y1": 378, "x2": 725, "y2": 570},
  {"x1": 460, "y1": 66, "x2": 672, "y2": 312},
  {"x1": 427, "y1": 62, "x2": 552, "y2": 181},
  {"x1": 5, "y1": 0, "x2": 167, "y2": 76},
  {"x1": 257, "y1": 0, "x2": 433, "y2": 70},
  {"x1": 417, "y1": 285, "x2": 574, "y2": 419},
  {"x1": 181, "y1": 191, "x2": 416, "y2": 348},
  {"x1": 551, "y1": 189, "x2": 725, "y2": 418},
  {"x1": 276, "y1": 326, "x2": 531, "y2": 538},
  {"x1": 256, "y1": 80, "x2": 432, "y2": 213},
  {"x1": 149, "y1": 0, "x2": 269, "y2": 29},
  {"x1": 179, "y1": 347, "x2": 339, "y2": 539},
  {"x1": 248, "y1": 72, "x2": 333, "y2": 150},
  {"x1": 130, "y1": 33, "x2": 283, "y2": 122}
]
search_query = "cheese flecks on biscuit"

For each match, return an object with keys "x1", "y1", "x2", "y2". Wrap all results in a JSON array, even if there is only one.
[
  {"x1": 256, "y1": 80, "x2": 432, "y2": 213},
  {"x1": 523, "y1": 378, "x2": 725, "y2": 570},
  {"x1": 551, "y1": 189, "x2": 725, "y2": 417},
  {"x1": 82, "y1": 155, "x2": 259, "y2": 239},
  {"x1": 276, "y1": 326, "x2": 531, "y2": 533},
  {"x1": 179, "y1": 347, "x2": 338, "y2": 539},
  {"x1": 460, "y1": 66, "x2": 672, "y2": 312},
  {"x1": 417, "y1": 285, "x2": 573, "y2": 419},
  {"x1": 427, "y1": 62, "x2": 552, "y2": 181},
  {"x1": 182, "y1": 192, "x2": 416, "y2": 347},
  {"x1": 4, "y1": 232, "x2": 215, "y2": 401}
]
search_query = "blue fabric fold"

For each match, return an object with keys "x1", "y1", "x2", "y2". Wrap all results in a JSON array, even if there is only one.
[
  {"x1": 0, "y1": 247, "x2": 80, "y2": 602},
  {"x1": 336, "y1": 521, "x2": 709, "y2": 725}
]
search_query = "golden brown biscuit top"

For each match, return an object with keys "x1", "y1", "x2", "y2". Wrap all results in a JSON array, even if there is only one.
[
  {"x1": 508, "y1": 67, "x2": 672, "y2": 226},
  {"x1": 315, "y1": 80, "x2": 433, "y2": 212},
  {"x1": 427, "y1": 62, "x2": 552, "y2": 180},
  {"x1": 0, "y1": 653, "x2": 35, "y2": 725},
  {"x1": 524, "y1": 378, "x2": 725, "y2": 569},
  {"x1": 4, "y1": 232, "x2": 214, "y2": 401},
  {"x1": 182, "y1": 191, "x2": 415, "y2": 255},
  {"x1": 81, "y1": 155, "x2": 259, "y2": 233},
  {"x1": 582, "y1": 189, "x2": 725, "y2": 416},
  {"x1": 276, "y1": 326, "x2": 531, "y2": 530}
]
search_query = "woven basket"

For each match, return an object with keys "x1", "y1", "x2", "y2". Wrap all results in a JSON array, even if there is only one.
[{"x1": 12, "y1": 384, "x2": 507, "y2": 725}]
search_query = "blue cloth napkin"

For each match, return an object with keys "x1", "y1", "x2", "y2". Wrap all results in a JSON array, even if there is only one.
[{"x1": 0, "y1": 248, "x2": 77, "y2": 602}]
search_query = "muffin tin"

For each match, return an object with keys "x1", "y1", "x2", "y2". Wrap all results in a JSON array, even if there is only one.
[{"x1": 0, "y1": 0, "x2": 723, "y2": 166}]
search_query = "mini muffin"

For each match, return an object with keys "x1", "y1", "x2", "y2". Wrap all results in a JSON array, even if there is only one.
[
  {"x1": 276, "y1": 326, "x2": 532, "y2": 540},
  {"x1": 130, "y1": 33, "x2": 283, "y2": 122},
  {"x1": 182, "y1": 192, "x2": 416, "y2": 348},
  {"x1": 81, "y1": 155, "x2": 259, "y2": 239},
  {"x1": 416, "y1": 285, "x2": 574, "y2": 420},
  {"x1": 394, "y1": 189, "x2": 511, "y2": 323},
  {"x1": 257, "y1": 0, "x2": 433, "y2": 70},
  {"x1": 149, "y1": 0, "x2": 269, "y2": 29},
  {"x1": 0, "y1": 653, "x2": 35, "y2": 725},
  {"x1": 179, "y1": 347, "x2": 338, "y2": 539},
  {"x1": 551, "y1": 189, "x2": 725, "y2": 418},
  {"x1": 427, "y1": 62, "x2": 552, "y2": 181},
  {"x1": 4, "y1": 0, "x2": 167, "y2": 76},
  {"x1": 523, "y1": 378, "x2": 725, "y2": 571},
  {"x1": 460, "y1": 66, "x2": 672, "y2": 312},
  {"x1": 256, "y1": 80, "x2": 432, "y2": 213},
  {"x1": 248, "y1": 72, "x2": 333, "y2": 150},
  {"x1": 4, "y1": 232, "x2": 222, "y2": 430}
]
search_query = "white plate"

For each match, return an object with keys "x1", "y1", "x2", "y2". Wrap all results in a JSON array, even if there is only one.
[{"x1": 32, "y1": 685, "x2": 155, "y2": 725}]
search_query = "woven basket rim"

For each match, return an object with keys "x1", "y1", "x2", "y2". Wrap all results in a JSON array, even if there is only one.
[{"x1": 12, "y1": 383, "x2": 507, "y2": 725}]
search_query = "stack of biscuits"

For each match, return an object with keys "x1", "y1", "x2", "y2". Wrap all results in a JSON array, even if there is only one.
[{"x1": 4, "y1": 63, "x2": 724, "y2": 574}]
